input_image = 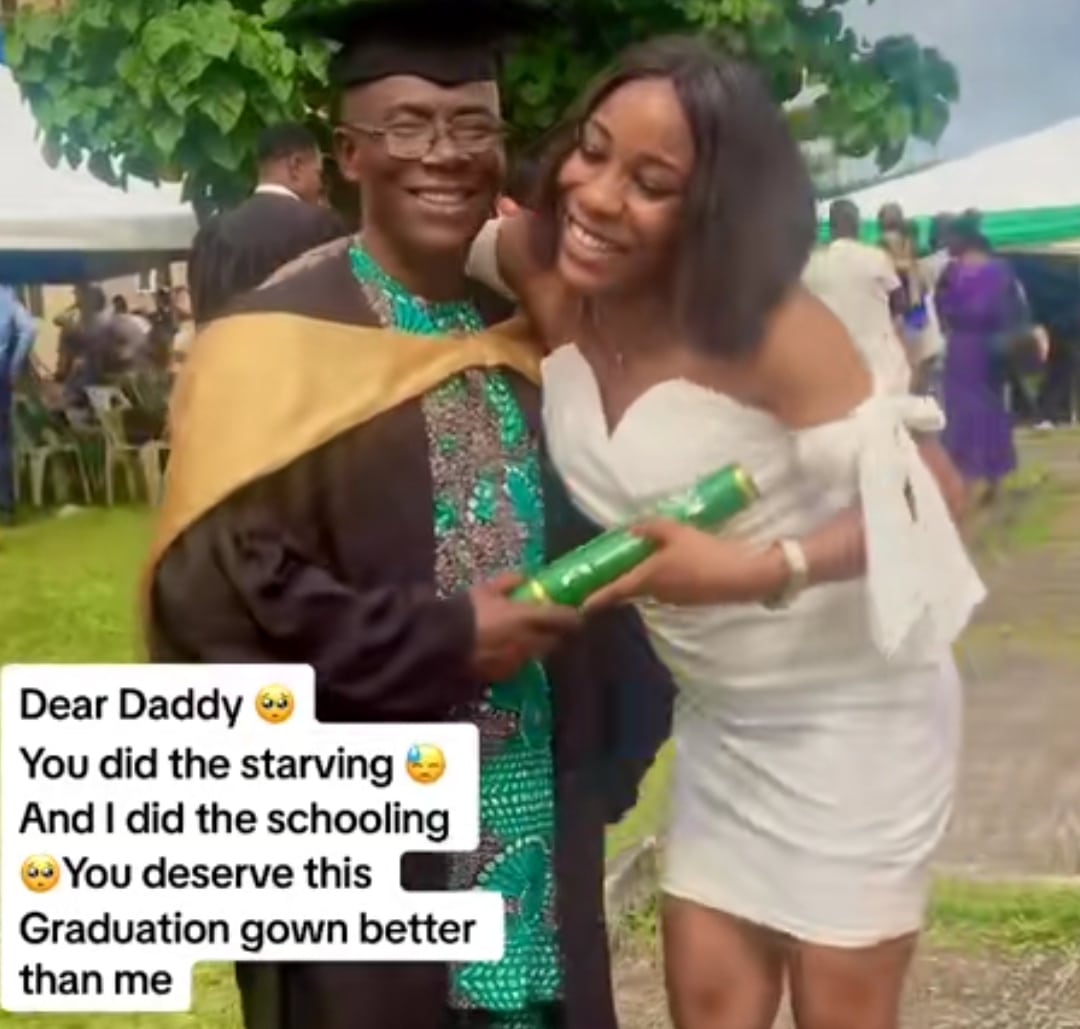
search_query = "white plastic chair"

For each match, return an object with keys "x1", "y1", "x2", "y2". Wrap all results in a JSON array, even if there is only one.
[
  {"x1": 84, "y1": 385, "x2": 170, "y2": 505},
  {"x1": 11, "y1": 394, "x2": 92, "y2": 508}
]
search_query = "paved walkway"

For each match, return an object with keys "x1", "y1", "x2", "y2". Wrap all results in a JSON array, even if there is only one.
[
  {"x1": 612, "y1": 429, "x2": 1080, "y2": 1028},
  {"x1": 613, "y1": 947, "x2": 1080, "y2": 1029}
]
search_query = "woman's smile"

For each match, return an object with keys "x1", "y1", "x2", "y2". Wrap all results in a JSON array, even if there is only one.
[
  {"x1": 563, "y1": 213, "x2": 625, "y2": 255},
  {"x1": 560, "y1": 210, "x2": 631, "y2": 277}
]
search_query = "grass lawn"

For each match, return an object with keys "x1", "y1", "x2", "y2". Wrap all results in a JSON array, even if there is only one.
[
  {"x1": 929, "y1": 879, "x2": 1080, "y2": 954},
  {"x1": 1, "y1": 509, "x2": 241, "y2": 1028},
  {"x1": 0, "y1": 509, "x2": 151, "y2": 665},
  {"x1": 972, "y1": 464, "x2": 1067, "y2": 559},
  {"x1": 0, "y1": 509, "x2": 670, "y2": 1027},
  {"x1": 0, "y1": 970, "x2": 240, "y2": 1029},
  {"x1": 624, "y1": 879, "x2": 1080, "y2": 957}
]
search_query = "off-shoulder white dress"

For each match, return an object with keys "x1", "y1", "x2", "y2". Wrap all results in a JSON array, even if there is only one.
[{"x1": 542, "y1": 344, "x2": 986, "y2": 946}]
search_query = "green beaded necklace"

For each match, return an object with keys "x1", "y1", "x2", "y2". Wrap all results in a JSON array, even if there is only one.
[{"x1": 348, "y1": 241, "x2": 486, "y2": 337}]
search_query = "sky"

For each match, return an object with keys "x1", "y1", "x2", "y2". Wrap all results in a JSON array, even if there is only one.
[{"x1": 847, "y1": 0, "x2": 1080, "y2": 159}]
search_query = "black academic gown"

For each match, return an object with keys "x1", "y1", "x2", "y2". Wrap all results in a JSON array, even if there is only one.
[
  {"x1": 146, "y1": 251, "x2": 673, "y2": 1029},
  {"x1": 187, "y1": 191, "x2": 348, "y2": 327}
]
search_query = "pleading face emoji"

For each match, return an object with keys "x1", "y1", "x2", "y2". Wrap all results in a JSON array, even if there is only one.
[
  {"x1": 22, "y1": 855, "x2": 60, "y2": 893},
  {"x1": 406, "y1": 744, "x2": 446, "y2": 785},
  {"x1": 256, "y1": 685, "x2": 294, "y2": 724}
]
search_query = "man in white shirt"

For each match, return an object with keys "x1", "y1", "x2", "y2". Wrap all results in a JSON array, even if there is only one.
[{"x1": 803, "y1": 199, "x2": 912, "y2": 395}]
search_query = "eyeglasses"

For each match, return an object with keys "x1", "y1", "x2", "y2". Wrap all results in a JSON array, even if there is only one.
[{"x1": 338, "y1": 116, "x2": 508, "y2": 160}]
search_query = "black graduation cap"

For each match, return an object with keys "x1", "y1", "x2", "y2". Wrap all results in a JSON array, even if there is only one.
[{"x1": 277, "y1": 0, "x2": 548, "y2": 90}]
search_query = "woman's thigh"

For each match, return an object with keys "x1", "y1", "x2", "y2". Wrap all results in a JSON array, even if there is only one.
[
  {"x1": 787, "y1": 933, "x2": 918, "y2": 1029},
  {"x1": 662, "y1": 894, "x2": 785, "y2": 1029}
]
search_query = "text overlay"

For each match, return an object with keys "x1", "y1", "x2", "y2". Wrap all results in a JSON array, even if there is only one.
[{"x1": 0, "y1": 664, "x2": 500, "y2": 1013}]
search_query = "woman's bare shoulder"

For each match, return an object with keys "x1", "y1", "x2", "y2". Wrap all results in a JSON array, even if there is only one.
[{"x1": 753, "y1": 287, "x2": 873, "y2": 428}]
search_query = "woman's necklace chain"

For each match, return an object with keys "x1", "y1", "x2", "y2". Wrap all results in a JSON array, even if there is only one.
[
  {"x1": 584, "y1": 300, "x2": 629, "y2": 373},
  {"x1": 586, "y1": 298, "x2": 698, "y2": 382}
]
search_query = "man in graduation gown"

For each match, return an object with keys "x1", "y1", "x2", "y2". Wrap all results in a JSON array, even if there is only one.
[
  {"x1": 143, "y1": 2, "x2": 673, "y2": 1028},
  {"x1": 188, "y1": 121, "x2": 348, "y2": 327}
]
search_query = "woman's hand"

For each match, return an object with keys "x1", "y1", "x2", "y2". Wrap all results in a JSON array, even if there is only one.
[
  {"x1": 489, "y1": 214, "x2": 580, "y2": 352},
  {"x1": 584, "y1": 519, "x2": 788, "y2": 610},
  {"x1": 496, "y1": 196, "x2": 523, "y2": 218}
]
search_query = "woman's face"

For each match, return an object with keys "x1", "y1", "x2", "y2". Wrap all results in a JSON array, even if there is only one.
[{"x1": 556, "y1": 78, "x2": 694, "y2": 297}]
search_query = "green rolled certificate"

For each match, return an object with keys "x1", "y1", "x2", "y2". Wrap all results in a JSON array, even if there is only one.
[{"x1": 513, "y1": 464, "x2": 758, "y2": 607}]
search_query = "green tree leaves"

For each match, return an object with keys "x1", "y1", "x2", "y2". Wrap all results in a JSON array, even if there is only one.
[
  {"x1": 8, "y1": 0, "x2": 322, "y2": 219},
  {"x1": 7, "y1": 0, "x2": 958, "y2": 218}
]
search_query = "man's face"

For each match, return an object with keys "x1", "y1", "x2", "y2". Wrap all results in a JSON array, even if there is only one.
[
  {"x1": 334, "y1": 75, "x2": 505, "y2": 256},
  {"x1": 287, "y1": 147, "x2": 326, "y2": 206}
]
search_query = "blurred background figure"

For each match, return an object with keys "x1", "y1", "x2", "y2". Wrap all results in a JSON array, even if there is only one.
[
  {"x1": 54, "y1": 284, "x2": 126, "y2": 410},
  {"x1": 935, "y1": 213, "x2": 1036, "y2": 506},
  {"x1": 0, "y1": 285, "x2": 37, "y2": 526},
  {"x1": 883, "y1": 206, "x2": 947, "y2": 399},
  {"x1": 877, "y1": 202, "x2": 909, "y2": 254},
  {"x1": 170, "y1": 286, "x2": 196, "y2": 365},
  {"x1": 1011, "y1": 253, "x2": 1080, "y2": 429},
  {"x1": 908, "y1": 213, "x2": 959, "y2": 400},
  {"x1": 803, "y1": 198, "x2": 911, "y2": 394},
  {"x1": 187, "y1": 121, "x2": 348, "y2": 327},
  {"x1": 923, "y1": 213, "x2": 957, "y2": 286},
  {"x1": 142, "y1": 287, "x2": 178, "y2": 371},
  {"x1": 109, "y1": 292, "x2": 151, "y2": 367}
]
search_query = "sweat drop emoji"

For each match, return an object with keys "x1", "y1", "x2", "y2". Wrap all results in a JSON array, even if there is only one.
[
  {"x1": 406, "y1": 744, "x2": 446, "y2": 785},
  {"x1": 22, "y1": 855, "x2": 60, "y2": 893}
]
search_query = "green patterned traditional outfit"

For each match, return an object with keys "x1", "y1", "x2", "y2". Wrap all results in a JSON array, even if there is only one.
[{"x1": 349, "y1": 243, "x2": 562, "y2": 1029}]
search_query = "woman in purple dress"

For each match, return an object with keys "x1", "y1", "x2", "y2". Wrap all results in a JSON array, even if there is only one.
[{"x1": 936, "y1": 218, "x2": 1029, "y2": 504}]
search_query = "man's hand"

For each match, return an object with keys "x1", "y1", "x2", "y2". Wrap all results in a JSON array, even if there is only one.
[{"x1": 468, "y1": 572, "x2": 583, "y2": 682}]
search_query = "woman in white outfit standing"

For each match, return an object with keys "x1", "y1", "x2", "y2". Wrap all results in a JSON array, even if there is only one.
[{"x1": 468, "y1": 36, "x2": 985, "y2": 1029}]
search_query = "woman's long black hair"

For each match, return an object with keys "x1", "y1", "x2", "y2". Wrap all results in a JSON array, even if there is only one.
[{"x1": 531, "y1": 35, "x2": 817, "y2": 358}]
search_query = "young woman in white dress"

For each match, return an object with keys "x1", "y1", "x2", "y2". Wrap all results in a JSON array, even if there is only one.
[{"x1": 468, "y1": 36, "x2": 986, "y2": 1029}]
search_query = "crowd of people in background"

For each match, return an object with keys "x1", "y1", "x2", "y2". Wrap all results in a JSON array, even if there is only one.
[
  {"x1": 5, "y1": 172, "x2": 1078, "y2": 533},
  {"x1": 0, "y1": 121, "x2": 340, "y2": 527},
  {"x1": 808, "y1": 198, "x2": 1075, "y2": 510},
  {"x1": 0, "y1": 277, "x2": 193, "y2": 525},
  {"x1": 5, "y1": 119, "x2": 345, "y2": 459},
  {"x1": 45, "y1": 282, "x2": 191, "y2": 414}
]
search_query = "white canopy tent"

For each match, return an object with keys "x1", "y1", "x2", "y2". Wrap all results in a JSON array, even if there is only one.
[
  {"x1": 819, "y1": 118, "x2": 1080, "y2": 255},
  {"x1": 0, "y1": 64, "x2": 198, "y2": 280}
]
